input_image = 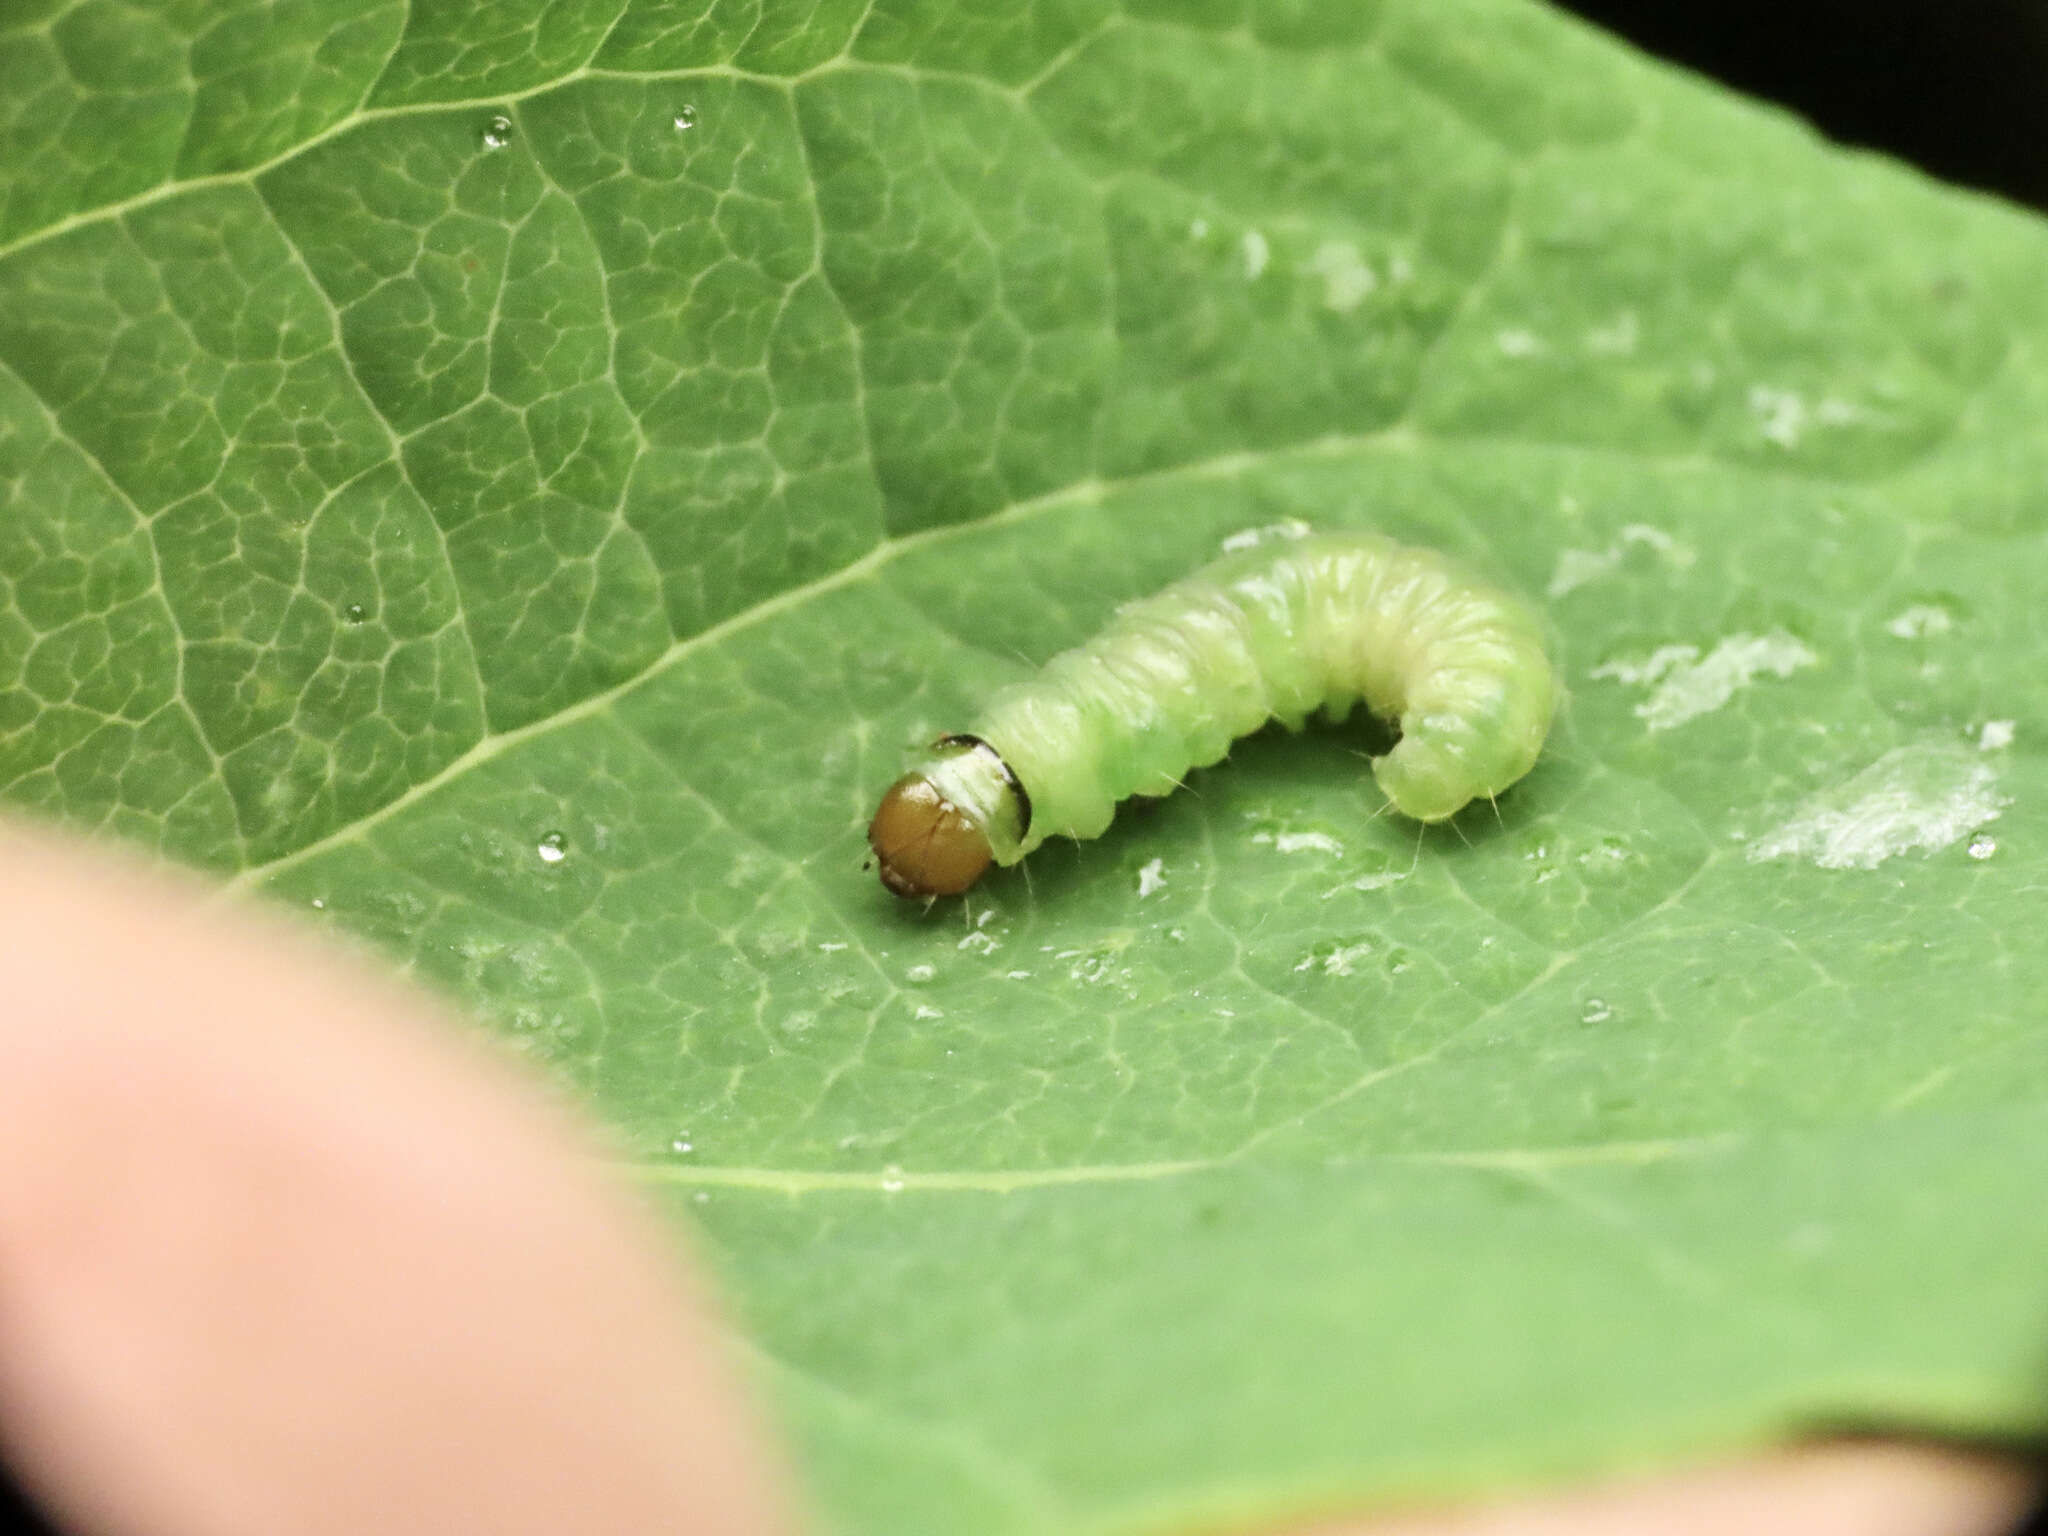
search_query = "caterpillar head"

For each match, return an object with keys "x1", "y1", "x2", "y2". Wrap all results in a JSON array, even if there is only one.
[
  {"x1": 868, "y1": 773, "x2": 994, "y2": 897},
  {"x1": 867, "y1": 736, "x2": 1028, "y2": 899}
]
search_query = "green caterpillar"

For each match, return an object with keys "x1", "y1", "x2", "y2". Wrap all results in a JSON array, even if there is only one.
[{"x1": 868, "y1": 531, "x2": 1557, "y2": 898}]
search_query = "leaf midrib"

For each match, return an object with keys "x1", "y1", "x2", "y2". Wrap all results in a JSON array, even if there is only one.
[{"x1": 619, "y1": 1132, "x2": 1735, "y2": 1193}]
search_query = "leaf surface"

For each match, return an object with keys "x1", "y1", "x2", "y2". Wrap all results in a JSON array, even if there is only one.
[{"x1": 7, "y1": 2, "x2": 2048, "y2": 1531}]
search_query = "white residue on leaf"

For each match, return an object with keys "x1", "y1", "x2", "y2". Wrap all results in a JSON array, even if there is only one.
[
  {"x1": 1546, "y1": 522, "x2": 1694, "y2": 598},
  {"x1": 957, "y1": 908, "x2": 1001, "y2": 954},
  {"x1": 1748, "y1": 386, "x2": 1883, "y2": 450},
  {"x1": 1320, "y1": 869, "x2": 1411, "y2": 900},
  {"x1": 1546, "y1": 548, "x2": 1616, "y2": 598},
  {"x1": 1220, "y1": 518, "x2": 1312, "y2": 552},
  {"x1": 1136, "y1": 857, "x2": 1167, "y2": 897},
  {"x1": 1748, "y1": 385, "x2": 1807, "y2": 448},
  {"x1": 1251, "y1": 829, "x2": 1345, "y2": 856},
  {"x1": 1979, "y1": 719, "x2": 2016, "y2": 751},
  {"x1": 1885, "y1": 604, "x2": 1954, "y2": 640},
  {"x1": 1294, "y1": 941, "x2": 1375, "y2": 977},
  {"x1": 1746, "y1": 743, "x2": 2009, "y2": 871},
  {"x1": 1308, "y1": 239, "x2": 1376, "y2": 313},
  {"x1": 1241, "y1": 228, "x2": 1270, "y2": 280},
  {"x1": 1592, "y1": 631, "x2": 1817, "y2": 731},
  {"x1": 1495, "y1": 327, "x2": 1544, "y2": 358},
  {"x1": 1582, "y1": 309, "x2": 1639, "y2": 356}
]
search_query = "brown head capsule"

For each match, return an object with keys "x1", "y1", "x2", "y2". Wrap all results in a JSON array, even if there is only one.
[{"x1": 867, "y1": 773, "x2": 994, "y2": 898}]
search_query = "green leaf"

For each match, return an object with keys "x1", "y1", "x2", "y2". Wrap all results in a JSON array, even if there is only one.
[{"x1": 6, "y1": 2, "x2": 2048, "y2": 1531}]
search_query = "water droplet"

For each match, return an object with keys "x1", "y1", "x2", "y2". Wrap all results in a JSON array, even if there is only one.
[
  {"x1": 1580, "y1": 998, "x2": 1614, "y2": 1024},
  {"x1": 904, "y1": 963, "x2": 935, "y2": 984},
  {"x1": 879, "y1": 1164, "x2": 905, "y2": 1193},
  {"x1": 341, "y1": 602, "x2": 367, "y2": 625},
  {"x1": 670, "y1": 1137, "x2": 693, "y2": 1154},
  {"x1": 1968, "y1": 834, "x2": 1998, "y2": 860},
  {"x1": 480, "y1": 114, "x2": 513, "y2": 149},
  {"x1": 536, "y1": 830, "x2": 567, "y2": 864},
  {"x1": 672, "y1": 104, "x2": 698, "y2": 131},
  {"x1": 309, "y1": 897, "x2": 326, "y2": 910},
  {"x1": 691, "y1": 1190, "x2": 710, "y2": 1205}
]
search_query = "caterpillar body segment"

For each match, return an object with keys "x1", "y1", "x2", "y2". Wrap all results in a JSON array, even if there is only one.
[{"x1": 867, "y1": 532, "x2": 1557, "y2": 899}]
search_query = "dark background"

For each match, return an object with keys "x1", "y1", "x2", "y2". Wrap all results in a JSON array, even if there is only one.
[{"x1": 1553, "y1": 0, "x2": 2048, "y2": 211}]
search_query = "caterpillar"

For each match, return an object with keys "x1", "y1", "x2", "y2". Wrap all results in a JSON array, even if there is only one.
[{"x1": 867, "y1": 530, "x2": 1557, "y2": 898}]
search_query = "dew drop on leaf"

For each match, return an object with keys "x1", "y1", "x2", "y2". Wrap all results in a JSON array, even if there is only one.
[
  {"x1": 481, "y1": 114, "x2": 513, "y2": 149},
  {"x1": 1969, "y1": 834, "x2": 1998, "y2": 860},
  {"x1": 880, "y1": 1164, "x2": 906, "y2": 1193},
  {"x1": 1580, "y1": 998, "x2": 1615, "y2": 1024},
  {"x1": 536, "y1": 830, "x2": 567, "y2": 864},
  {"x1": 672, "y1": 104, "x2": 698, "y2": 131},
  {"x1": 341, "y1": 602, "x2": 367, "y2": 625}
]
